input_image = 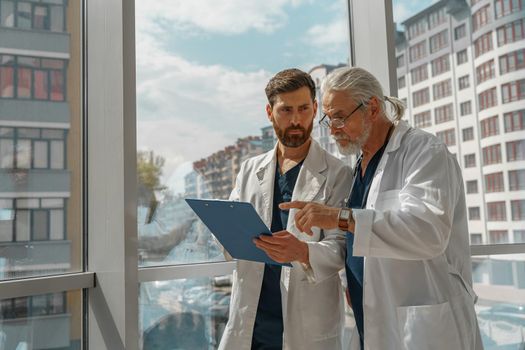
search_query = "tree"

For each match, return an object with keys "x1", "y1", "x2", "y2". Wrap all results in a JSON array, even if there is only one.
[{"x1": 137, "y1": 150, "x2": 167, "y2": 222}]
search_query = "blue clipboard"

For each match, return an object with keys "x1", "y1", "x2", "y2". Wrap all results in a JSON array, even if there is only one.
[{"x1": 185, "y1": 198, "x2": 291, "y2": 267}]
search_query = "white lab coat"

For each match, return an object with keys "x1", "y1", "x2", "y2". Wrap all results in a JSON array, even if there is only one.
[
  {"x1": 349, "y1": 121, "x2": 483, "y2": 350},
  {"x1": 218, "y1": 140, "x2": 352, "y2": 350}
]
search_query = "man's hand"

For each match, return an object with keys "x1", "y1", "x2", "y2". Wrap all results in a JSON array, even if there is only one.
[
  {"x1": 279, "y1": 201, "x2": 339, "y2": 235},
  {"x1": 253, "y1": 230, "x2": 309, "y2": 264}
]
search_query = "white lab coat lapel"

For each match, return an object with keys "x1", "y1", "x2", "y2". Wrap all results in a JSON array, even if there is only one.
[{"x1": 255, "y1": 150, "x2": 277, "y2": 227}]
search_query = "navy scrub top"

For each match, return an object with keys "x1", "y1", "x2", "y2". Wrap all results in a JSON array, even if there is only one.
[{"x1": 251, "y1": 161, "x2": 303, "y2": 350}]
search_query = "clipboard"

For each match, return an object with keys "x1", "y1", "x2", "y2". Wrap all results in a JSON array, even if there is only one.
[{"x1": 185, "y1": 198, "x2": 291, "y2": 267}]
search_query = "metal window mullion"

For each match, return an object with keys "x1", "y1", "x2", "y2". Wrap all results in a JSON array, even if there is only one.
[{"x1": 138, "y1": 261, "x2": 237, "y2": 283}]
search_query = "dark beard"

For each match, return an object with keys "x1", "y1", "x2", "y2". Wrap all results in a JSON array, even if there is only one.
[{"x1": 273, "y1": 122, "x2": 313, "y2": 147}]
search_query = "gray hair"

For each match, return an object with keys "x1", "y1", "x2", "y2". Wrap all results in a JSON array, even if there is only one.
[{"x1": 321, "y1": 67, "x2": 405, "y2": 122}]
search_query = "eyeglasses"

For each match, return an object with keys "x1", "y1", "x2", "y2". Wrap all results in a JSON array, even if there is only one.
[{"x1": 319, "y1": 102, "x2": 363, "y2": 129}]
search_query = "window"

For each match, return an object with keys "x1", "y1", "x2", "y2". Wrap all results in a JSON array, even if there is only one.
[
  {"x1": 478, "y1": 87, "x2": 497, "y2": 110},
  {"x1": 431, "y1": 55, "x2": 450, "y2": 76},
  {"x1": 480, "y1": 116, "x2": 499, "y2": 138},
  {"x1": 470, "y1": 233, "x2": 483, "y2": 244},
  {"x1": 412, "y1": 88, "x2": 430, "y2": 107},
  {"x1": 501, "y1": 79, "x2": 525, "y2": 103},
  {"x1": 497, "y1": 19, "x2": 525, "y2": 46},
  {"x1": 408, "y1": 18, "x2": 427, "y2": 39},
  {"x1": 454, "y1": 24, "x2": 466, "y2": 40},
  {"x1": 0, "y1": 1, "x2": 65, "y2": 32},
  {"x1": 409, "y1": 41, "x2": 427, "y2": 62},
  {"x1": 397, "y1": 54, "x2": 405, "y2": 68},
  {"x1": 476, "y1": 60, "x2": 495, "y2": 84},
  {"x1": 504, "y1": 109, "x2": 525, "y2": 132},
  {"x1": 462, "y1": 127, "x2": 474, "y2": 141},
  {"x1": 433, "y1": 80, "x2": 451, "y2": 100},
  {"x1": 458, "y1": 75, "x2": 469, "y2": 90},
  {"x1": 398, "y1": 76, "x2": 406, "y2": 89},
  {"x1": 490, "y1": 230, "x2": 509, "y2": 243},
  {"x1": 509, "y1": 169, "x2": 525, "y2": 190},
  {"x1": 499, "y1": 48, "x2": 525, "y2": 75},
  {"x1": 434, "y1": 104, "x2": 454, "y2": 124},
  {"x1": 457, "y1": 49, "x2": 468, "y2": 65},
  {"x1": 487, "y1": 201, "x2": 507, "y2": 221},
  {"x1": 436, "y1": 128, "x2": 455, "y2": 146},
  {"x1": 483, "y1": 144, "x2": 502, "y2": 165},
  {"x1": 460, "y1": 101, "x2": 472, "y2": 116},
  {"x1": 495, "y1": 0, "x2": 523, "y2": 19},
  {"x1": 474, "y1": 31, "x2": 493, "y2": 57},
  {"x1": 514, "y1": 230, "x2": 525, "y2": 243},
  {"x1": 485, "y1": 172, "x2": 504, "y2": 192},
  {"x1": 466, "y1": 179, "x2": 478, "y2": 193},
  {"x1": 472, "y1": 5, "x2": 491, "y2": 32},
  {"x1": 414, "y1": 111, "x2": 431, "y2": 128},
  {"x1": 465, "y1": 153, "x2": 476, "y2": 168},
  {"x1": 429, "y1": 30, "x2": 448, "y2": 53},
  {"x1": 511, "y1": 200, "x2": 525, "y2": 220},
  {"x1": 506, "y1": 140, "x2": 525, "y2": 161},
  {"x1": 411, "y1": 64, "x2": 428, "y2": 84},
  {"x1": 0, "y1": 55, "x2": 66, "y2": 101},
  {"x1": 469, "y1": 206, "x2": 481, "y2": 220},
  {"x1": 428, "y1": 7, "x2": 446, "y2": 29}
]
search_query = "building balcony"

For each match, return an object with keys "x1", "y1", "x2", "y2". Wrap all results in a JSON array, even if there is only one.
[
  {"x1": 0, "y1": 27, "x2": 70, "y2": 57},
  {"x1": 0, "y1": 169, "x2": 70, "y2": 194},
  {"x1": 0, "y1": 99, "x2": 70, "y2": 127}
]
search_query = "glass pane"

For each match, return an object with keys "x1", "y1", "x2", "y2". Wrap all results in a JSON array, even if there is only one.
[
  {"x1": 392, "y1": 0, "x2": 525, "y2": 246},
  {"x1": 0, "y1": 0, "x2": 81, "y2": 280},
  {"x1": 136, "y1": 0, "x2": 351, "y2": 266},
  {"x1": 473, "y1": 254, "x2": 525, "y2": 348},
  {"x1": 0, "y1": 291, "x2": 81, "y2": 349}
]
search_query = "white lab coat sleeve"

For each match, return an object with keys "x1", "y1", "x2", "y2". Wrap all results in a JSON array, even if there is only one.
[
  {"x1": 353, "y1": 143, "x2": 459, "y2": 260},
  {"x1": 303, "y1": 165, "x2": 350, "y2": 283}
]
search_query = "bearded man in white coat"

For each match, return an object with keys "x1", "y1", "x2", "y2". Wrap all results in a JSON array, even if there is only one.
[
  {"x1": 218, "y1": 68, "x2": 352, "y2": 350},
  {"x1": 281, "y1": 67, "x2": 483, "y2": 350}
]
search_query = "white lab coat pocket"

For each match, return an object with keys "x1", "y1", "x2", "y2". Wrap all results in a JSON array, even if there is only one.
[{"x1": 396, "y1": 301, "x2": 462, "y2": 350}]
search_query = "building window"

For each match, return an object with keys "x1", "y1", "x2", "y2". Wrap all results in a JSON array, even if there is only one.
[
  {"x1": 429, "y1": 29, "x2": 448, "y2": 53},
  {"x1": 485, "y1": 172, "x2": 504, "y2": 192},
  {"x1": 483, "y1": 144, "x2": 502, "y2": 165},
  {"x1": 476, "y1": 60, "x2": 495, "y2": 84},
  {"x1": 497, "y1": 18, "x2": 525, "y2": 46},
  {"x1": 460, "y1": 101, "x2": 472, "y2": 116},
  {"x1": 499, "y1": 48, "x2": 525, "y2": 75},
  {"x1": 412, "y1": 88, "x2": 430, "y2": 107},
  {"x1": 511, "y1": 200, "x2": 525, "y2": 220},
  {"x1": 462, "y1": 127, "x2": 474, "y2": 141},
  {"x1": 414, "y1": 111, "x2": 432, "y2": 128},
  {"x1": 433, "y1": 80, "x2": 452, "y2": 100},
  {"x1": 411, "y1": 64, "x2": 428, "y2": 84},
  {"x1": 408, "y1": 18, "x2": 427, "y2": 39},
  {"x1": 454, "y1": 24, "x2": 466, "y2": 40},
  {"x1": 0, "y1": 0, "x2": 65, "y2": 32},
  {"x1": 487, "y1": 201, "x2": 507, "y2": 221},
  {"x1": 428, "y1": 7, "x2": 446, "y2": 29},
  {"x1": 431, "y1": 55, "x2": 450, "y2": 77},
  {"x1": 506, "y1": 140, "x2": 525, "y2": 161},
  {"x1": 470, "y1": 233, "x2": 483, "y2": 244},
  {"x1": 504, "y1": 109, "x2": 525, "y2": 132},
  {"x1": 0, "y1": 55, "x2": 66, "y2": 101},
  {"x1": 464, "y1": 153, "x2": 476, "y2": 168},
  {"x1": 436, "y1": 128, "x2": 455, "y2": 146},
  {"x1": 472, "y1": 5, "x2": 491, "y2": 32},
  {"x1": 474, "y1": 31, "x2": 493, "y2": 57},
  {"x1": 0, "y1": 293, "x2": 66, "y2": 320},
  {"x1": 458, "y1": 75, "x2": 469, "y2": 90},
  {"x1": 466, "y1": 179, "x2": 478, "y2": 193},
  {"x1": 397, "y1": 54, "x2": 405, "y2": 68},
  {"x1": 509, "y1": 169, "x2": 525, "y2": 190},
  {"x1": 398, "y1": 76, "x2": 406, "y2": 89},
  {"x1": 514, "y1": 230, "x2": 525, "y2": 243},
  {"x1": 501, "y1": 79, "x2": 525, "y2": 104},
  {"x1": 495, "y1": 0, "x2": 523, "y2": 19},
  {"x1": 489, "y1": 230, "x2": 509, "y2": 243},
  {"x1": 457, "y1": 49, "x2": 468, "y2": 65},
  {"x1": 434, "y1": 104, "x2": 454, "y2": 124},
  {"x1": 469, "y1": 206, "x2": 481, "y2": 220},
  {"x1": 480, "y1": 115, "x2": 499, "y2": 138},
  {"x1": 409, "y1": 40, "x2": 427, "y2": 62},
  {"x1": 478, "y1": 87, "x2": 497, "y2": 110}
]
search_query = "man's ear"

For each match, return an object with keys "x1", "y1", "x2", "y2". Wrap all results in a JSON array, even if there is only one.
[
  {"x1": 266, "y1": 103, "x2": 273, "y2": 122},
  {"x1": 368, "y1": 96, "x2": 381, "y2": 120},
  {"x1": 312, "y1": 99, "x2": 318, "y2": 117}
]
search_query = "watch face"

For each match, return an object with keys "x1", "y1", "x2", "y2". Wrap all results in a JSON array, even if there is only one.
[{"x1": 340, "y1": 209, "x2": 350, "y2": 220}]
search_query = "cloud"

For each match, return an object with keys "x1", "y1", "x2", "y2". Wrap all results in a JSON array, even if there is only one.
[{"x1": 305, "y1": 19, "x2": 349, "y2": 50}]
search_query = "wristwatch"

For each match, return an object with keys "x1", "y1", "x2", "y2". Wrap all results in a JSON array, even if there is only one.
[{"x1": 338, "y1": 208, "x2": 354, "y2": 231}]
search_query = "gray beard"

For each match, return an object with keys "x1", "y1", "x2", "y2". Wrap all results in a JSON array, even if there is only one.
[{"x1": 334, "y1": 121, "x2": 371, "y2": 156}]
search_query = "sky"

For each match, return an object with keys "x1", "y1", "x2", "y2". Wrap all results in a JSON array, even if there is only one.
[{"x1": 135, "y1": 0, "x2": 435, "y2": 192}]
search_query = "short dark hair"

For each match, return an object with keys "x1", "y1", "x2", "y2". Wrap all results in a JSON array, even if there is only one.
[{"x1": 265, "y1": 68, "x2": 316, "y2": 107}]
